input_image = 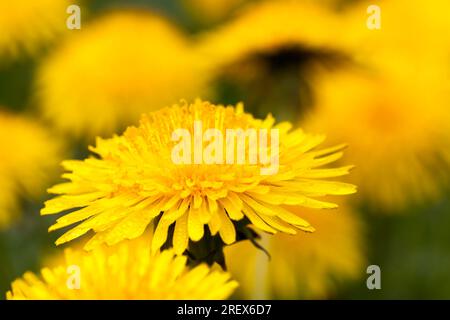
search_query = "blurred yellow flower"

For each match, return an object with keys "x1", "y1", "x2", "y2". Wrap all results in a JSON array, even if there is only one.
[
  {"x1": 7, "y1": 237, "x2": 237, "y2": 299},
  {"x1": 37, "y1": 11, "x2": 210, "y2": 138},
  {"x1": 338, "y1": 0, "x2": 450, "y2": 83},
  {"x1": 0, "y1": 0, "x2": 71, "y2": 61},
  {"x1": 303, "y1": 69, "x2": 450, "y2": 210},
  {"x1": 196, "y1": 0, "x2": 340, "y2": 70},
  {"x1": 0, "y1": 110, "x2": 62, "y2": 228},
  {"x1": 42, "y1": 100, "x2": 356, "y2": 254},
  {"x1": 341, "y1": 0, "x2": 450, "y2": 52},
  {"x1": 225, "y1": 202, "x2": 364, "y2": 299}
]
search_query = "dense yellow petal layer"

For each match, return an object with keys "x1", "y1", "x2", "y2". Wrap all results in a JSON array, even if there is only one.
[{"x1": 7, "y1": 236, "x2": 237, "y2": 299}]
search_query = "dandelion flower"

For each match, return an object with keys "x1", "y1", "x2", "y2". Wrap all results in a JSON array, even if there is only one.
[
  {"x1": 37, "y1": 11, "x2": 210, "y2": 138},
  {"x1": 7, "y1": 237, "x2": 237, "y2": 299},
  {"x1": 318, "y1": 0, "x2": 450, "y2": 210},
  {"x1": 0, "y1": 110, "x2": 62, "y2": 228},
  {"x1": 303, "y1": 69, "x2": 450, "y2": 210},
  {"x1": 196, "y1": 0, "x2": 340, "y2": 70},
  {"x1": 42, "y1": 100, "x2": 356, "y2": 256},
  {"x1": 195, "y1": 0, "x2": 343, "y2": 117},
  {"x1": 0, "y1": 0, "x2": 72, "y2": 61},
  {"x1": 225, "y1": 202, "x2": 365, "y2": 299}
]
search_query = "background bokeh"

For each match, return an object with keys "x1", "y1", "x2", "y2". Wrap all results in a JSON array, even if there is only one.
[{"x1": 1, "y1": 0, "x2": 450, "y2": 299}]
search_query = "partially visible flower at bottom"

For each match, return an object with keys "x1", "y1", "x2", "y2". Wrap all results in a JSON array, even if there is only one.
[
  {"x1": 225, "y1": 202, "x2": 365, "y2": 299},
  {"x1": 6, "y1": 237, "x2": 238, "y2": 300}
]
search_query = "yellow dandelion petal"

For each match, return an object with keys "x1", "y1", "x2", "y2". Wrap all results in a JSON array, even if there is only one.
[
  {"x1": 173, "y1": 213, "x2": 189, "y2": 255},
  {"x1": 152, "y1": 219, "x2": 171, "y2": 253},
  {"x1": 7, "y1": 237, "x2": 237, "y2": 300},
  {"x1": 188, "y1": 205, "x2": 205, "y2": 241},
  {"x1": 208, "y1": 210, "x2": 222, "y2": 236},
  {"x1": 217, "y1": 207, "x2": 236, "y2": 244}
]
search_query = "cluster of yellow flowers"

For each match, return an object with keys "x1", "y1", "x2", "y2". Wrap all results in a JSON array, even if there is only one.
[
  {"x1": 8, "y1": 98, "x2": 356, "y2": 299},
  {"x1": 1, "y1": 0, "x2": 449, "y2": 300}
]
